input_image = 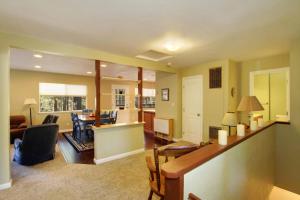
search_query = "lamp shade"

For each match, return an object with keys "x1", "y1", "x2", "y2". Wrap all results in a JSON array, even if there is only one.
[
  {"x1": 24, "y1": 98, "x2": 37, "y2": 105},
  {"x1": 236, "y1": 96, "x2": 264, "y2": 112},
  {"x1": 222, "y1": 112, "x2": 237, "y2": 126}
]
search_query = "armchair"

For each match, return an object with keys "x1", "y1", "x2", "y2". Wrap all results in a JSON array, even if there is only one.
[{"x1": 13, "y1": 123, "x2": 59, "y2": 165}]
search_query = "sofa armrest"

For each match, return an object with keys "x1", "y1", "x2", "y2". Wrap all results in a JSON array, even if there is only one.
[
  {"x1": 14, "y1": 138, "x2": 23, "y2": 150},
  {"x1": 17, "y1": 123, "x2": 27, "y2": 129}
]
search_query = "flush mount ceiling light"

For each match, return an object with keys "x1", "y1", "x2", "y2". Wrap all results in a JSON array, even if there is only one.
[
  {"x1": 101, "y1": 64, "x2": 107, "y2": 68},
  {"x1": 34, "y1": 65, "x2": 42, "y2": 69},
  {"x1": 164, "y1": 41, "x2": 181, "y2": 52},
  {"x1": 86, "y1": 71, "x2": 92, "y2": 74},
  {"x1": 33, "y1": 54, "x2": 43, "y2": 58}
]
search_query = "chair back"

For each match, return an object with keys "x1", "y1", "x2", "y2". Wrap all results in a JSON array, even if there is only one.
[
  {"x1": 21, "y1": 124, "x2": 59, "y2": 157},
  {"x1": 71, "y1": 113, "x2": 81, "y2": 139},
  {"x1": 42, "y1": 115, "x2": 53, "y2": 124},
  {"x1": 52, "y1": 115, "x2": 59, "y2": 123},
  {"x1": 100, "y1": 112, "x2": 111, "y2": 124},
  {"x1": 110, "y1": 111, "x2": 118, "y2": 124},
  {"x1": 146, "y1": 145, "x2": 199, "y2": 195}
]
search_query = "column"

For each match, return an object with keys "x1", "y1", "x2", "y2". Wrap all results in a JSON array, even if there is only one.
[
  {"x1": 95, "y1": 60, "x2": 101, "y2": 127},
  {"x1": 138, "y1": 67, "x2": 143, "y2": 122},
  {"x1": 0, "y1": 43, "x2": 11, "y2": 188}
]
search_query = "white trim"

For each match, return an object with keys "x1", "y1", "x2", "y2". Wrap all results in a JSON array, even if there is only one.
[
  {"x1": 93, "y1": 148, "x2": 144, "y2": 165},
  {"x1": 249, "y1": 67, "x2": 290, "y2": 121},
  {"x1": 0, "y1": 179, "x2": 12, "y2": 190}
]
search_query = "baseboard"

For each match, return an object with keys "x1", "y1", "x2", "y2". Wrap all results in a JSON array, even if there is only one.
[
  {"x1": 93, "y1": 148, "x2": 144, "y2": 165},
  {"x1": 0, "y1": 179, "x2": 12, "y2": 190},
  {"x1": 173, "y1": 137, "x2": 183, "y2": 142}
]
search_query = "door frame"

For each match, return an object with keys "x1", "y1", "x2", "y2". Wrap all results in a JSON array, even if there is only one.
[
  {"x1": 182, "y1": 75, "x2": 204, "y2": 142},
  {"x1": 249, "y1": 67, "x2": 290, "y2": 120}
]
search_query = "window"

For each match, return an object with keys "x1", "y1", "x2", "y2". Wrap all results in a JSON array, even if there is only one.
[
  {"x1": 39, "y1": 83, "x2": 87, "y2": 112},
  {"x1": 135, "y1": 88, "x2": 156, "y2": 108},
  {"x1": 115, "y1": 89, "x2": 126, "y2": 107},
  {"x1": 112, "y1": 85, "x2": 129, "y2": 109}
]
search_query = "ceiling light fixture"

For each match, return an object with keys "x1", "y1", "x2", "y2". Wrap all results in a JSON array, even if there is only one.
[
  {"x1": 86, "y1": 71, "x2": 92, "y2": 74},
  {"x1": 34, "y1": 65, "x2": 42, "y2": 69},
  {"x1": 33, "y1": 54, "x2": 43, "y2": 58},
  {"x1": 101, "y1": 64, "x2": 107, "y2": 68},
  {"x1": 164, "y1": 41, "x2": 180, "y2": 52}
]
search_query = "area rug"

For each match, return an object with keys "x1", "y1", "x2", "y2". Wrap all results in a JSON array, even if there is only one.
[{"x1": 63, "y1": 132, "x2": 94, "y2": 152}]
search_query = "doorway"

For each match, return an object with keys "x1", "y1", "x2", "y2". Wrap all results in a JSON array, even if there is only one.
[
  {"x1": 250, "y1": 67, "x2": 290, "y2": 121},
  {"x1": 182, "y1": 75, "x2": 203, "y2": 144}
]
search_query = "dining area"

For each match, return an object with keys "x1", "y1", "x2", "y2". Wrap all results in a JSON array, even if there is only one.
[{"x1": 64, "y1": 110, "x2": 118, "y2": 152}]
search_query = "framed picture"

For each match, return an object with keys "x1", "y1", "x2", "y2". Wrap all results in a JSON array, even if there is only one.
[{"x1": 161, "y1": 88, "x2": 169, "y2": 101}]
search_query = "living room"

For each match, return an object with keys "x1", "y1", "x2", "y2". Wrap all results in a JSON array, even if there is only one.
[{"x1": 1, "y1": 1, "x2": 300, "y2": 200}]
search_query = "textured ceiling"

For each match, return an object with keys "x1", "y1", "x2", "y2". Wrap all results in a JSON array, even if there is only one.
[{"x1": 1, "y1": 0, "x2": 300, "y2": 67}]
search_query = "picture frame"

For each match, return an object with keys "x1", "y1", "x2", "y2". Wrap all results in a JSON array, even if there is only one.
[{"x1": 161, "y1": 88, "x2": 169, "y2": 101}]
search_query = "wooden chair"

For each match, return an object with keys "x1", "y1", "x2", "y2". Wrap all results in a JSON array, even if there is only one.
[
  {"x1": 146, "y1": 145, "x2": 200, "y2": 200},
  {"x1": 188, "y1": 193, "x2": 201, "y2": 200}
]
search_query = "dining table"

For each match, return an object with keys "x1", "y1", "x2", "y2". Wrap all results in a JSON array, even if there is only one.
[{"x1": 77, "y1": 114, "x2": 112, "y2": 134}]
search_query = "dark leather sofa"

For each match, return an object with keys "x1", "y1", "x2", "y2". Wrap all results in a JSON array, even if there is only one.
[
  {"x1": 13, "y1": 123, "x2": 59, "y2": 166},
  {"x1": 10, "y1": 115, "x2": 27, "y2": 144}
]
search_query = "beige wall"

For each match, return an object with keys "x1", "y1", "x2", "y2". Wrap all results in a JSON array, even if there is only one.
[
  {"x1": 0, "y1": 43, "x2": 11, "y2": 186},
  {"x1": 155, "y1": 72, "x2": 181, "y2": 139},
  {"x1": 10, "y1": 69, "x2": 155, "y2": 130},
  {"x1": 93, "y1": 123, "x2": 144, "y2": 163},
  {"x1": 10, "y1": 70, "x2": 96, "y2": 130},
  {"x1": 180, "y1": 59, "x2": 231, "y2": 141},
  {"x1": 184, "y1": 125, "x2": 276, "y2": 200}
]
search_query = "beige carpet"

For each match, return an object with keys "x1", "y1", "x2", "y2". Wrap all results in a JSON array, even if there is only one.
[{"x1": 0, "y1": 146, "x2": 159, "y2": 200}]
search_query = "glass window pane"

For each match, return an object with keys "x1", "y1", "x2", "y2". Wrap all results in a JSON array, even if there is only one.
[
  {"x1": 73, "y1": 96, "x2": 86, "y2": 110},
  {"x1": 40, "y1": 96, "x2": 54, "y2": 112}
]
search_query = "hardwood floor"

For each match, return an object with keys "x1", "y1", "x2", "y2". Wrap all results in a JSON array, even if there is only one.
[
  {"x1": 57, "y1": 131, "x2": 167, "y2": 164},
  {"x1": 57, "y1": 133, "x2": 94, "y2": 164}
]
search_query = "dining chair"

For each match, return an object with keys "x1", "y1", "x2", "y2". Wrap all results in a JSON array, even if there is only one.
[
  {"x1": 110, "y1": 110, "x2": 118, "y2": 124},
  {"x1": 71, "y1": 112, "x2": 93, "y2": 142},
  {"x1": 145, "y1": 145, "x2": 200, "y2": 200},
  {"x1": 42, "y1": 115, "x2": 54, "y2": 124}
]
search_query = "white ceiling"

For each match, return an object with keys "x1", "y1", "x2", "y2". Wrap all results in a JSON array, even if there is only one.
[
  {"x1": 1, "y1": 0, "x2": 300, "y2": 67},
  {"x1": 10, "y1": 48, "x2": 156, "y2": 81}
]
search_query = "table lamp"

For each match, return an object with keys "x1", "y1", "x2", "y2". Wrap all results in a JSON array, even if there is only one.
[
  {"x1": 236, "y1": 96, "x2": 264, "y2": 125},
  {"x1": 222, "y1": 112, "x2": 237, "y2": 136},
  {"x1": 24, "y1": 98, "x2": 37, "y2": 126}
]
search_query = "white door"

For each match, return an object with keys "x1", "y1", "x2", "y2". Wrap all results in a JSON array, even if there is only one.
[{"x1": 182, "y1": 75, "x2": 203, "y2": 144}]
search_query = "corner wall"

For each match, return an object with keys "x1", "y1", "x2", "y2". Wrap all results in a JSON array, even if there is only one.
[
  {"x1": 0, "y1": 43, "x2": 11, "y2": 187},
  {"x1": 155, "y1": 72, "x2": 181, "y2": 139}
]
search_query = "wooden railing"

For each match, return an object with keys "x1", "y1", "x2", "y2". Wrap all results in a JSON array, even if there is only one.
[{"x1": 161, "y1": 121, "x2": 290, "y2": 200}]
